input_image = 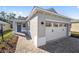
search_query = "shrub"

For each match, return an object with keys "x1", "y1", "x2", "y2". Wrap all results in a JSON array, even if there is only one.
[{"x1": 71, "y1": 31, "x2": 79, "y2": 38}]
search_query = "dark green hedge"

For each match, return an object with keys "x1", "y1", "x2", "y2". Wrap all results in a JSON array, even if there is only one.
[
  {"x1": 0, "y1": 30, "x2": 12, "y2": 36},
  {"x1": 71, "y1": 31, "x2": 79, "y2": 38}
]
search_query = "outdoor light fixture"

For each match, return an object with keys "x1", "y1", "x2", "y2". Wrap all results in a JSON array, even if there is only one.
[{"x1": 41, "y1": 22, "x2": 44, "y2": 25}]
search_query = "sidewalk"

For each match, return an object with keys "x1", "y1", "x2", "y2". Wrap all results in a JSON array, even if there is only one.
[{"x1": 15, "y1": 36, "x2": 47, "y2": 53}]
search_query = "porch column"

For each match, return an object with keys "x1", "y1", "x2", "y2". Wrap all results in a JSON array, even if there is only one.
[
  {"x1": 12, "y1": 21, "x2": 17, "y2": 34},
  {"x1": 67, "y1": 23, "x2": 71, "y2": 36},
  {"x1": 26, "y1": 22, "x2": 29, "y2": 33}
]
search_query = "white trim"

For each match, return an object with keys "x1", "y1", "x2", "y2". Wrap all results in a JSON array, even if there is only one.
[
  {"x1": 34, "y1": 36, "x2": 38, "y2": 47},
  {"x1": 46, "y1": 19, "x2": 70, "y2": 23}
]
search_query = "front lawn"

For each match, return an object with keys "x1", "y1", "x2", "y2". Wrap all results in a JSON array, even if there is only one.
[
  {"x1": 71, "y1": 31, "x2": 79, "y2": 38},
  {"x1": 0, "y1": 30, "x2": 18, "y2": 53},
  {"x1": 0, "y1": 30, "x2": 12, "y2": 41}
]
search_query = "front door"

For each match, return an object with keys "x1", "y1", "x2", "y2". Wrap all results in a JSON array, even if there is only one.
[{"x1": 17, "y1": 23, "x2": 21, "y2": 32}]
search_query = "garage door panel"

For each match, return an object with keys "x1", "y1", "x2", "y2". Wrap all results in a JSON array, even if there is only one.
[{"x1": 46, "y1": 23, "x2": 67, "y2": 41}]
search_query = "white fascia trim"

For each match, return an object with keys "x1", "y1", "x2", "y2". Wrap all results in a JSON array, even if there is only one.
[{"x1": 46, "y1": 19, "x2": 70, "y2": 23}]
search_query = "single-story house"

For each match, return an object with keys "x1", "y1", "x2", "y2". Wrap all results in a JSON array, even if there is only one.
[
  {"x1": 0, "y1": 21, "x2": 11, "y2": 31},
  {"x1": 26, "y1": 7, "x2": 72, "y2": 47},
  {"x1": 71, "y1": 20, "x2": 79, "y2": 32},
  {"x1": 12, "y1": 20, "x2": 27, "y2": 32},
  {"x1": 10, "y1": 19, "x2": 29, "y2": 35}
]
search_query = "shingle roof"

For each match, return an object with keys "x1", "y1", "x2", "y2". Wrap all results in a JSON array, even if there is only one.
[
  {"x1": 46, "y1": 8, "x2": 58, "y2": 14},
  {"x1": 26, "y1": 6, "x2": 73, "y2": 21}
]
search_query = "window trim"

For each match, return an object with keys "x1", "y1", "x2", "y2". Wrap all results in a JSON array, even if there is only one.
[
  {"x1": 53, "y1": 23, "x2": 58, "y2": 27},
  {"x1": 46, "y1": 21, "x2": 52, "y2": 27}
]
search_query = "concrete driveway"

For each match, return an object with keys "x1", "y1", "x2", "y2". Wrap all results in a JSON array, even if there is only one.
[
  {"x1": 15, "y1": 35, "x2": 79, "y2": 53},
  {"x1": 40, "y1": 37, "x2": 79, "y2": 53}
]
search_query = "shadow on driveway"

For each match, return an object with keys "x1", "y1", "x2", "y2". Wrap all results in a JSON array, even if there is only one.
[{"x1": 39, "y1": 37, "x2": 79, "y2": 53}]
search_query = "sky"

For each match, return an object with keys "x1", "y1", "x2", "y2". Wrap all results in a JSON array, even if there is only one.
[{"x1": 0, "y1": 6, "x2": 79, "y2": 19}]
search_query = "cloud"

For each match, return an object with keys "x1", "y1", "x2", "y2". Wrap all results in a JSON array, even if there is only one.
[
  {"x1": 9, "y1": 11, "x2": 30, "y2": 17},
  {"x1": 11, "y1": 11, "x2": 25, "y2": 17},
  {"x1": 13, "y1": 11, "x2": 23, "y2": 15},
  {"x1": 76, "y1": 6, "x2": 79, "y2": 8}
]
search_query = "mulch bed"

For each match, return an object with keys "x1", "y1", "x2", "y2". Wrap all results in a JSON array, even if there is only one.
[{"x1": 0, "y1": 35, "x2": 18, "y2": 53}]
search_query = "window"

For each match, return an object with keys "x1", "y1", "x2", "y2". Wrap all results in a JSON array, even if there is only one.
[
  {"x1": 23, "y1": 24, "x2": 26, "y2": 27},
  {"x1": 53, "y1": 23, "x2": 58, "y2": 27},
  {"x1": 46, "y1": 22, "x2": 52, "y2": 27}
]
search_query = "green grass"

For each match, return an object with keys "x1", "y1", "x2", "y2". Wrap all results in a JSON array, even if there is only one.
[
  {"x1": 0, "y1": 30, "x2": 12, "y2": 41},
  {"x1": 71, "y1": 31, "x2": 79, "y2": 38}
]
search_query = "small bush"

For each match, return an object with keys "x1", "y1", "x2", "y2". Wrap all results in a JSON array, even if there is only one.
[
  {"x1": 3, "y1": 30, "x2": 12, "y2": 34},
  {"x1": 71, "y1": 31, "x2": 79, "y2": 38},
  {"x1": 0, "y1": 30, "x2": 12, "y2": 36}
]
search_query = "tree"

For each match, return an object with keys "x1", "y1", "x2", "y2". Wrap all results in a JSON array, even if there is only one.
[
  {"x1": 9, "y1": 13, "x2": 16, "y2": 19},
  {"x1": 17, "y1": 16, "x2": 22, "y2": 19},
  {"x1": 0, "y1": 11, "x2": 6, "y2": 19},
  {"x1": 17, "y1": 16, "x2": 26, "y2": 20}
]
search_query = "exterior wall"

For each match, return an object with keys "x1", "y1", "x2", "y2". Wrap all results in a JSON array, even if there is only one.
[
  {"x1": 38, "y1": 14, "x2": 46, "y2": 47},
  {"x1": 44, "y1": 14, "x2": 70, "y2": 23},
  {"x1": 71, "y1": 23, "x2": 79, "y2": 32},
  {"x1": 12, "y1": 21, "x2": 28, "y2": 33},
  {"x1": 30, "y1": 14, "x2": 46, "y2": 47},
  {"x1": 3, "y1": 23, "x2": 11, "y2": 31},
  {"x1": 38, "y1": 13, "x2": 71, "y2": 43},
  {"x1": 0, "y1": 23, "x2": 11, "y2": 31},
  {"x1": 30, "y1": 15, "x2": 38, "y2": 47},
  {"x1": 43, "y1": 13, "x2": 71, "y2": 37},
  {"x1": 30, "y1": 13, "x2": 71, "y2": 47},
  {"x1": 0, "y1": 24, "x2": 11, "y2": 31}
]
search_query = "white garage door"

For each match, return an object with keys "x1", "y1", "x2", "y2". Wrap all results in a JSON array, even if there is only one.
[{"x1": 46, "y1": 21, "x2": 67, "y2": 41}]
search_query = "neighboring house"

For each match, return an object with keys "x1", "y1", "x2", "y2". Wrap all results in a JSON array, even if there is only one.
[
  {"x1": 71, "y1": 20, "x2": 79, "y2": 32},
  {"x1": 0, "y1": 21, "x2": 11, "y2": 31},
  {"x1": 26, "y1": 7, "x2": 72, "y2": 47}
]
